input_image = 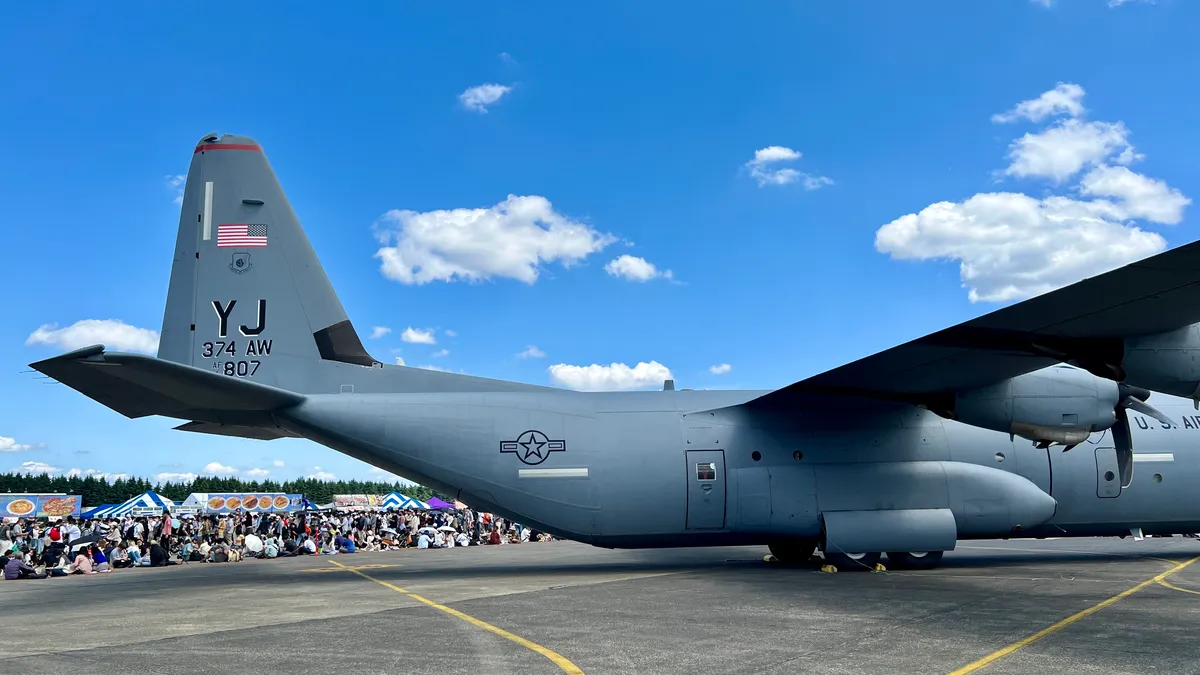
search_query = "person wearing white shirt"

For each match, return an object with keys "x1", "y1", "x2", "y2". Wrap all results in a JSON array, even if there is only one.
[{"x1": 417, "y1": 533, "x2": 431, "y2": 549}]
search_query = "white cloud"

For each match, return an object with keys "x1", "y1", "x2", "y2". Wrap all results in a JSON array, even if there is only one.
[
  {"x1": 0, "y1": 436, "x2": 43, "y2": 453},
  {"x1": 245, "y1": 468, "x2": 270, "y2": 478},
  {"x1": 992, "y1": 82, "x2": 1085, "y2": 123},
  {"x1": 1032, "y1": 0, "x2": 1151, "y2": 7},
  {"x1": 517, "y1": 345, "x2": 546, "y2": 359},
  {"x1": 202, "y1": 461, "x2": 237, "y2": 475},
  {"x1": 709, "y1": 363, "x2": 732, "y2": 375},
  {"x1": 66, "y1": 468, "x2": 130, "y2": 481},
  {"x1": 12, "y1": 461, "x2": 59, "y2": 474},
  {"x1": 549, "y1": 361, "x2": 673, "y2": 391},
  {"x1": 1003, "y1": 118, "x2": 1138, "y2": 183},
  {"x1": 875, "y1": 192, "x2": 1166, "y2": 302},
  {"x1": 401, "y1": 327, "x2": 436, "y2": 344},
  {"x1": 272, "y1": 460, "x2": 285, "y2": 468},
  {"x1": 744, "y1": 146, "x2": 833, "y2": 189},
  {"x1": 26, "y1": 319, "x2": 160, "y2": 354},
  {"x1": 604, "y1": 255, "x2": 674, "y2": 282},
  {"x1": 431, "y1": 349, "x2": 450, "y2": 358},
  {"x1": 394, "y1": 356, "x2": 407, "y2": 366},
  {"x1": 155, "y1": 472, "x2": 197, "y2": 483},
  {"x1": 375, "y1": 195, "x2": 617, "y2": 285},
  {"x1": 459, "y1": 83, "x2": 512, "y2": 113},
  {"x1": 166, "y1": 174, "x2": 186, "y2": 205},
  {"x1": 368, "y1": 466, "x2": 405, "y2": 482},
  {"x1": 369, "y1": 326, "x2": 391, "y2": 339},
  {"x1": 876, "y1": 83, "x2": 1188, "y2": 303},
  {"x1": 1078, "y1": 164, "x2": 1190, "y2": 224},
  {"x1": 444, "y1": 329, "x2": 458, "y2": 337},
  {"x1": 308, "y1": 466, "x2": 337, "y2": 480}
]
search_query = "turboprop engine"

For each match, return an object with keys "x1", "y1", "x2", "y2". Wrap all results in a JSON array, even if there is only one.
[{"x1": 939, "y1": 365, "x2": 1174, "y2": 449}]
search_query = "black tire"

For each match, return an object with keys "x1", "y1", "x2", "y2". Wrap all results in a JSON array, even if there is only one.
[
  {"x1": 822, "y1": 550, "x2": 881, "y2": 571},
  {"x1": 885, "y1": 550, "x2": 944, "y2": 570},
  {"x1": 768, "y1": 539, "x2": 817, "y2": 564}
]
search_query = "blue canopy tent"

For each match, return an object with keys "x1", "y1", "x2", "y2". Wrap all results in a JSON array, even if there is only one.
[
  {"x1": 93, "y1": 491, "x2": 176, "y2": 519},
  {"x1": 81, "y1": 504, "x2": 117, "y2": 519},
  {"x1": 381, "y1": 492, "x2": 430, "y2": 510}
]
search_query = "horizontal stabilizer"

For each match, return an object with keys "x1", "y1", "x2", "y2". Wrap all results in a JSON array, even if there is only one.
[
  {"x1": 29, "y1": 345, "x2": 304, "y2": 424},
  {"x1": 175, "y1": 421, "x2": 301, "y2": 440}
]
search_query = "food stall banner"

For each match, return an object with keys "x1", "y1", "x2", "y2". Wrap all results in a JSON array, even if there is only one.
[
  {"x1": 1, "y1": 494, "x2": 82, "y2": 518},
  {"x1": 332, "y1": 494, "x2": 383, "y2": 510},
  {"x1": 190, "y1": 493, "x2": 304, "y2": 513}
]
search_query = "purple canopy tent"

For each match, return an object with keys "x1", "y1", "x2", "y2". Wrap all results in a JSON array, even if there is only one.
[{"x1": 426, "y1": 497, "x2": 454, "y2": 510}]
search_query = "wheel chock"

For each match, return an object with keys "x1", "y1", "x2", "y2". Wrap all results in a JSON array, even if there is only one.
[
  {"x1": 873, "y1": 563, "x2": 887, "y2": 572},
  {"x1": 763, "y1": 554, "x2": 778, "y2": 563},
  {"x1": 819, "y1": 564, "x2": 838, "y2": 573}
]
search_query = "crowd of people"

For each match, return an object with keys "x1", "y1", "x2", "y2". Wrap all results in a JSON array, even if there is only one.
[{"x1": 1, "y1": 505, "x2": 551, "y2": 581}]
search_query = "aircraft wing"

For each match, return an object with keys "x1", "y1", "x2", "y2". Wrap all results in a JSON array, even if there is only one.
[{"x1": 750, "y1": 238, "x2": 1200, "y2": 409}]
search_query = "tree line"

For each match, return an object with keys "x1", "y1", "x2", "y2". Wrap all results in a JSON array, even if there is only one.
[{"x1": 0, "y1": 473, "x2": 442, "y2": 508}]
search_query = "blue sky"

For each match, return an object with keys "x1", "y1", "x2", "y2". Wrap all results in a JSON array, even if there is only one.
[{"x1": 2, "y1": 0, "x2": 1195, "y2": 485}]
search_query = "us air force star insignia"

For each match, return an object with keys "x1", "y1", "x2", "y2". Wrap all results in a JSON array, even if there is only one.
[
  {"x1": 500, "y1": 430, "x2": 566, "y2": 466},
  {"x1": 230, "y1": 253, "x2": 253, "y2": 274}
]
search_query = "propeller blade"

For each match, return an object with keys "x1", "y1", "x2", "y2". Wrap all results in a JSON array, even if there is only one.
[
  {"x1": 1118, "y1": 383, "x2": 1153, "y2": 402},
  {"x1": 1123, "y1": 397, "x2": 1176, "y2": 428}
]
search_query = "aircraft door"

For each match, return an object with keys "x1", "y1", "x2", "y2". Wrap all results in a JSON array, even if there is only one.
[
  {"x1": 1095, "y1": 446, "x2": 1121, "y2": 498},
  {"x1": 686, "y1": 450, "x2": 726, "y2": 529}
]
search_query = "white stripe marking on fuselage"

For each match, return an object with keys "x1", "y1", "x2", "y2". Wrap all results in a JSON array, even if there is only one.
[
  {"x1": 518, "y1": 468, "x2": 589, "y2": 479},
  {"x1": 202, "y1": 181, "x2": 214, "y2": 240},
  {"x1": 1132, "y1": 453, "x2": 1175, "y2": 463}
]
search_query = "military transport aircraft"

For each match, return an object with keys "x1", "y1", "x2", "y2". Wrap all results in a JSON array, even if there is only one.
[{"x1": 31, "y1": 133, "x2": 1200, "y2": 571}]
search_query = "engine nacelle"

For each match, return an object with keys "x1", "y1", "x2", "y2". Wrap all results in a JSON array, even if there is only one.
[
  {"x1": 951, "y1": 366, "x2": 1118, "y2": 444},
  {"x1": 1123, "y1": 324, "x2": 1200, "y2": 401}
]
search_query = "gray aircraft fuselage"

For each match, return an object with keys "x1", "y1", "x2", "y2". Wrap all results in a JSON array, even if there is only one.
[{"x1": 274, "y1": 374, "x2": 1199, "y2": 549}]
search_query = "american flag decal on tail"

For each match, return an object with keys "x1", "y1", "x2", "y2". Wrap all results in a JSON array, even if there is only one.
[{"x1": 217, "y1": 223, "x2": 268, "y2": 248}]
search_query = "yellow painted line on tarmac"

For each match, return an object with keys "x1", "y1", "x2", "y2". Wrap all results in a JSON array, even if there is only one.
[
  {"x1": 328, "y1": 560, "x2": 584, "y2": 675},
  {"x1": 948, "y1": 556, "x2": 1199, "y2": 675},
  {"x1": 1157, "y1": 578, "x2": 1200, "y2": 596},
  {"x1": 299, "y1": 563, "x2": 401, "y2": 573}
]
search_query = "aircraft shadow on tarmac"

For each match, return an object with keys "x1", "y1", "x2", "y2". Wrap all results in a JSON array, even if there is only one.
[{"x1": 146, "y1": 548, "x2": 1199, "y2": 591}]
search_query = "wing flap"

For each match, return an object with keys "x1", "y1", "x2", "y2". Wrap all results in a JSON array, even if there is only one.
[
  {"x1": 175, "y1": 421, "x2": 301, "y2": 440},
  {"x1": 30, "y1": 345, "x2": 304, "y2": 423}
]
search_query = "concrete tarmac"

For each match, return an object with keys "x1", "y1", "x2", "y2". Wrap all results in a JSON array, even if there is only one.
[{"x1": 2, "y1": 537, "x2": 1199, "y2": 674}]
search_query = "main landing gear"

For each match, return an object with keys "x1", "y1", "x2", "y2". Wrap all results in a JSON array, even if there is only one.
[
  {"x1": 766, "y1": 539, "x2": 945, "y2": 570},
  {"x1": 885, "y1": 550, "x2": 944, "y2": 570}
]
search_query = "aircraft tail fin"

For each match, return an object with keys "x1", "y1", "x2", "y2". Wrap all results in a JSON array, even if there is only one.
[
  {"x1": 158, "y1": 133, "x2": 378, "y2": 393},
  {"x1": 29, "y1": 346, "x2": 304, "y2": 430}
]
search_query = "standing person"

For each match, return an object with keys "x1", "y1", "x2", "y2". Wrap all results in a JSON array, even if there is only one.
[{"x1": 62, "y1": 518, "x2": 82, "y2": 545}]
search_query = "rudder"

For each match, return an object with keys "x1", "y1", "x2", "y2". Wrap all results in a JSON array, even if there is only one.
[{"x1": 159, "y1": 133, "x2": 379, "y2": 393}]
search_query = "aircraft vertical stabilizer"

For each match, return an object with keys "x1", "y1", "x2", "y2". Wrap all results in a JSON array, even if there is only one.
[{"x1": 159, "y1": 133, "x2": 378, "y2": 393}]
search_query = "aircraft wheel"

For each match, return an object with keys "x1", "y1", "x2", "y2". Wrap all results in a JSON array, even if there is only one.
[
  {"x1": 885, "y1": 550, "x2": 944, "y2": 570},
  {"x1": 823, "y1": 550, "x2": 881, "y2": 571},
  {"x1": 768, "y1": 539, "x2": 817, "y2": 564}
]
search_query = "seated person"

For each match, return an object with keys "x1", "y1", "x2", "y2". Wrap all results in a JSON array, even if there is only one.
[
  {"x1": 91, "y1": 545, "x2": 111, "y2": 572},
  {"x1": 70, "y1": 549, "x2": 95, "y2": 574},
  {"x1": 3, "y1": 550, "x2": 46, "y2": 580},
  {"x1": 338, "y1": 535, "x2": 356, "y2": 553},
  {"x1": 110, "y1": 542, "x2": 133, "y2": 568}
]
